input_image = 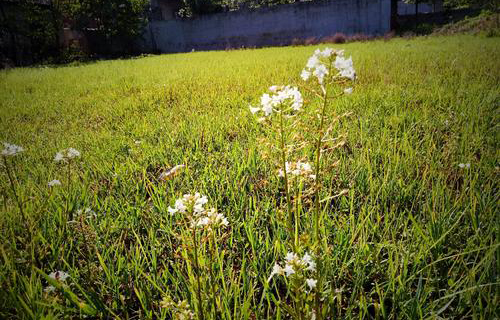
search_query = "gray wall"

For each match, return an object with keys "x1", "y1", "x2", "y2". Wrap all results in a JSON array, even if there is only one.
[{"x1": 142, "y1": 0, "x2": 391, "y2": 53}]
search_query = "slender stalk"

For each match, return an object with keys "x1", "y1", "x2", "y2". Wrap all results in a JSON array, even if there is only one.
[
  {"x1": 209, "y1": 233, "x2": 218, "y2": 318},
  {"x1": 278, "y1": 110, "x2": 293, "y2": 244},
  {"x1": 191, "y1": 228, "x2": 205, "y2": 320},
  {"x1": 66, "y1": 161, "x2": 72, "y2": 221},
  {"x1": 3, "y1": 157, "x2": 25, "y2": 221},
  {"x1": 294, "y1": 177, "x2": 300, "y2": 249},
  {"x1": 313, "y1": 84, "x2": 329, "y2": 320},
  {"x1": 313, "y1": 86, "x2": 328, "y2": 243}
]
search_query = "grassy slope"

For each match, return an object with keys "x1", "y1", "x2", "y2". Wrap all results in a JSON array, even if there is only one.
[{"x1": 0, "y1": 35, "x2": 499, "y2": 318}]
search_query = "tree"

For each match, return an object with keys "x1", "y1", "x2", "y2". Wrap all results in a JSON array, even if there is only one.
[{"x1": 70, "y1": 0, "x2": 150, "y2": 54}]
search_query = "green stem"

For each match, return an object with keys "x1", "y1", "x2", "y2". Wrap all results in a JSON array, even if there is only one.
[
  {"x1": 279, "y1": 110, "x2": 293, "y2": 246},
  {"x1": 3, "y1": 157, "x2": 25, "y2": 221},
  {"x1": 313, "y1": 85, "x2": 329, "y2": 320},
  {"x1": 313, "y1": 88, "x2": 328, "y2": 244},
  {"x1": 209, "y1": 233, "x2": 218, "y2": 318},
  {"x1": 66, "y1": 161, "x2": 72, "y2": 221},
  {"x1": 192, "y1": 228, "x2": 205, "y2": 320},
  {"x1": 295, "y1": 178, "x2": 300, "y2": 249}
]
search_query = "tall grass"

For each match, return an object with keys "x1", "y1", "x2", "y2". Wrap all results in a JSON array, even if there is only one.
[{"x1": 0, "y1": 34, "x2": 498, "y2": 319}]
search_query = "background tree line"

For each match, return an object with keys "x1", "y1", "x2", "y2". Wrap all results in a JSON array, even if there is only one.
[{"x1": 0, "y1": 0, "x2": 149, "y2": 66}]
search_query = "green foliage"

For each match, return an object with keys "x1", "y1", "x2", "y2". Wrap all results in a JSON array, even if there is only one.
[
  {"x1": 435, "y1": 10, "x2": 500, "y2": 35},
  {"x1": 71, "y1": 0, "x2": 149, "y2": 41},
  {"x1": 0, "y1": 35, "x2": 499, "y2": 319},
  {"x1": 0, "y1": 1, "x2": 60, "y2": 65}
]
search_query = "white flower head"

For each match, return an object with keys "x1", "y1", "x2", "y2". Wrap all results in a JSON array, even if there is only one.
[
  {"x1": 306, "y1": 278, "x2": 317, "y2": 291},
  {"x1": 302, "y1": 47, "x2": 349, "y2": 84},
  {"x1": 48, "y1": 271, "x2": 70, "y2": 282},
  {"x1": 301, "y1": 69, "x2": 311, "y2": 81},
  {"x1": 2, "y1": 143, "x2": 24, "y2": 156},
  {"x1": 283, "y1": 264, "x2": 296, "y2": 276},
  {"x1": 48, "y1": 179, "x2": 61, "y2": 187},
  {"x1": 313, "y1": 64, "x2": 328, "y2": 84},
  {"x1": 268, "y1": 262, "x2": 284, "y2": 282},
  {"x1": 54, "y1": 148, "x2": 81, "y2": 162},
  {"x1": 334, "y1": 56, "x2": 356, "y2": 81},
  {"x1": 459, "y1": 163, "x2": 470, "y2": 169},
  {"x1": 280, "y1": 161, "x2": 314, "y2": 179},
  {"x1": 285, "y1": 251, "x2": 298, "y2": 262},
  {"x1": 254, "y1": 86, "x2": 303, "y2": 117},
  {"x1": 344, "y1": 87, "x2": 353, "y2": 94},
  {"x1": 67, "y1": 148, "x2": 80, "y2": 159},
  {"x1": 249, "y1": 105, "x2": 261, "y2": 114}
]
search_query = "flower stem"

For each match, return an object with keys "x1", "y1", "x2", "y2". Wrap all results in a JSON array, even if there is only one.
[
  {"x1": 313, "y1": 84, "x2": 329, "y2": 320},
  {"x1": 209, "y1": 234, "x2": 218, "y2": 318},
  {"x1": 279, "y1": 110, "x2": 294, "y2": 247},
  {"x1": 66, "y1": 161, "x2": 72, "y2": 221},
  {"x1": 191, "y1": 228, "x2": 205, "y2": 320}
]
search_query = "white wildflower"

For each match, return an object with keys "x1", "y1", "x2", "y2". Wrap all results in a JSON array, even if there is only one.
[
  {"x1": 306, "y1": 55, "x2": 321, "y2": 69},
  {"x1": 283, "y1": 264, "x2": 296, "y2": 276},
  {"x1": 249, "y1": 106, "x2": 260, "y2": 114},
  {"x1": 48, "y1": 271, "x2": 70, "y2": 282},
  {"x1": 334, "y1": 56, "x2": 356, "y2": 81},
  {"x1": 320, "y1": 48, "x2": 334, "y2": 58},
  {"x1": 285, "y1": 251, "x2": 298, "y2": 262},
  {"x1": 268, "y1": 263, "x2": 284, "y2": 282},
  {"x1": 279, "y1": 161, "x2": 314, "y2": 179},
  {"x1": 269, "y1": 85, "x2": 279, "y2": 92},
  {"x1": 458, "y1": 163, "x2": 470, "y2": 169},
  {"x1": 306, "y1": 278, "x2": 317, "y2": 291},
  {"x1": 48, "y1": 179, "x2": 61, "y2": 187},
  {"x1": 313, "y1": 64, "x2": 328, "y2": 84},
  {"x1": 254, "y1": 86, "x2": 303, "y2": 117},
  {"x1": 67, "y1": 148, "x2": 80, "y2": 158},
  {"x1": 344, "y1": 87, "x2": 353, "y2": 94},
  {"x1": 194, "y1": 208, "x2": 229, "y2": 230},
  {"x1": 301, "y1": 69, "x2": 311, "y2": 81},
  {"x1": 1, "y1": 143, "x2": 24, "y2": 156},
  {"x1": 54, "y1": 148, "x2": 81, "y2": 162},
  {"x1": 302, "y1": 47, "x2": 348, "y2": 84},
  {"x1": 54, "y1": 152, "x2": 64, "y2": 162}
]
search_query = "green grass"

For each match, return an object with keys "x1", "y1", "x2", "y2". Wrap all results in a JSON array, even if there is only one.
[{"x1": 0, "y1": 34, "x2": 499, "y2": 319}]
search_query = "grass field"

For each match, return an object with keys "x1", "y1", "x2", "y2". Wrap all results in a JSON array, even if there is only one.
[{"x1": 0, "y1": 35, "x2": 499, "y2": 319}]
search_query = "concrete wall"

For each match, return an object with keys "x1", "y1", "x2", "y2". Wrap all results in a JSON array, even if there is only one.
[{"x1": 142, "y1": 0, "x2": 391, "y2": 53}]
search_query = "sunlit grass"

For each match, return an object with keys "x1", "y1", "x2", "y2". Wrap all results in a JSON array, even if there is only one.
[{"x1": 0, "y1": 34, "x2": 499, "y2": 319}]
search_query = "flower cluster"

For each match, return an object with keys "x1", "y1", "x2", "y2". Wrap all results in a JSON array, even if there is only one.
[
  {"x1": 54, "y1": 148, "x2": 80, "y2": 162},
  {"x1": 194, "y1": 207, "x2": 229, "y2": 229},
  {"x1": 268, "y1": 252, "x2": 317, "y2": 291},
  {"x1": 459, "y1": 163, "x2": 470, "y2": 169},
  {"x1": 168, "y1": 193, "x2": 208, "y2": 215},
  {"x1": 45, "y1": 270, "x2": 70, "y2": 293},
  {"x1": 250, "y1": 85, "x2": 303, "y2": 117},
  {"x1": 168, "y1": 193, "x2": 229, "y2": 231},
  {"x1": 48, "y1": 179, "x2": 61, "y2": 187},
  {"x1": 1, "y1": 143, "x2": 24, "y2": 156},
  {"x1": 301, "y1": 48, "x2": 356, "y2": 84},
  {"x1": 278, "y1": 161, "x2": 316, "y2": 180}
]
